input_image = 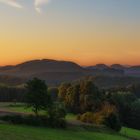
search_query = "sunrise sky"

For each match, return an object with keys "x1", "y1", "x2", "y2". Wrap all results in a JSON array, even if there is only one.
[{"x1": 0, "y1": 0, "x2": 140, "y2": 66}]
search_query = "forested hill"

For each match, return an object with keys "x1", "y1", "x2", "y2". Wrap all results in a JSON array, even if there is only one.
[{"x1": 0, "y1": 59, "x2": 140, "y2": 86}]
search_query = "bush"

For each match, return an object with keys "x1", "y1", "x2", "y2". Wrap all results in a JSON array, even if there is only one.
[
  {"x1": 77, "y1": 103, "x2": 117, "y2": 125},
  {"x1": 49, "y1": 118, "x2": 66, "y2": 128},
  {"x1": 76, "y1": 114, "x2": 81, "y2": 120},
  {"x1": 104, "y1": 113, "x2": 122, "y2": 132},
  {"x1": 0, "y1": 115, "x2": 66, "y2": 128},
  {"x1": 77, "y1": 103, "x2": 121, "y2": 131},
  {"x1": 78, "y1": 112, "x2": 104, "y2": 125},
  {"x1": 0, "y1": 115, "x2": 23, "y2": 124},
  {"x1": 48, "y1": 103, "x2": 66, "y2": 120},
  {"x1": 126, "y1": 100, "x2": 140, "y2": 129},
  {"x1": 80, "y1": 112, "x2": 94, "y2": 123}
]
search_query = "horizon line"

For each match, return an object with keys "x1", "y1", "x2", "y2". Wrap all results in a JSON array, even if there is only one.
[{"x1": 0, "y1": 58, "x2": 140, "y2": 67}]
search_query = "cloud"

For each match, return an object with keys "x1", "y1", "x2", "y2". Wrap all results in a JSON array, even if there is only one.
[
  {"x1": 0, "y1": 0, "x2": 50, "y2": 13},
  {"x1": 34, "y1": 0, "x2": 50, "y2": 13},
  {"x1": 0, "y1": 0, "x2": 22, "y2": 8}
]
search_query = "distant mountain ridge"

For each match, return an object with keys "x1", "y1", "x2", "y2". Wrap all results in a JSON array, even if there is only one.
[
  {"x1": 0, "y1": 59, "x2": 140, "y2": 86},
  {"x1": 86, "y1": 63, "x2": 140, "y2": 77},
  {"x1": 86, "y1": 64, "x2": 109, "y2": 70},
  {"x1": 110, "y1": 64, "x2": 127, "y2": 70},
  {"x1": 0, "y1": 59, "x2": 85, "y2": 85},
  {"x1": 0, "y1": 59, "x2": 84, "y2": 76},
  {"x1": 86, "y1": 64, "x2": 128, "y2": 70}
]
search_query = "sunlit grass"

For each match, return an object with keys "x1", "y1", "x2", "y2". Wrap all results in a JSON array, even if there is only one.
[{"x1": 0, "y1": 102, "x2": 76, "y2": 119}]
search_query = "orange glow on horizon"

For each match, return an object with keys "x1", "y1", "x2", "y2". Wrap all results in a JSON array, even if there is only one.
[{"x1": 1, "y1": 57, "x2": 140, "y2": 67}]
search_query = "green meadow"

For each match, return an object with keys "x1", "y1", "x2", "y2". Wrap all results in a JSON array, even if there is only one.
[
  {"x1": 0, "y1": 124, "x2": 139, "y2": 140},
  {"x1": 0, "y1": 103, "x2": 140, "y2": 140}
]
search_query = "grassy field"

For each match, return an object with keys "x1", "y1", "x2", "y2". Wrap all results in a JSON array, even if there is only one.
[
  {"x1": 121, "y1": 127, "x2": 140, "y2": 139},
  {"x1": 0, "y1": 102, "x2": 140, "y2": 140},
  {"x1": 0, "y1": 102, "x2": 33, "y2": 114},
  {"x1": 0, "y1": 123, "x2": 132, "y2": 140}
]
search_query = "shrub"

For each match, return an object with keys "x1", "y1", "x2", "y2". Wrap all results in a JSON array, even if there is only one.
[
  {"x1": 49, "y1": 118, "x2": 66, "y2": 128},
  {"x1": 91, "y1": 112, "x2": 104, "y2": 125},
  {"x1": 77, "y1": 103, "x2": 117, "y2": 125},
  {"x1": 100, "y1": 102, "x2": 117, "y2": 118},
  {"x1": 0, "y1": 115, "x2": 66, "y2": 128},
  {"x1": 78, "y1": 112, "x2": 104, "y2": 125},
  {"x1": 80, "y1": 112, "x2": 94, "y2": 123},
  {"x1": 48, "y1": 103, "x2": 66, "y2": 120},
  {"x1": 0, "y1": 115, "x2": 23, "y2": 124},
  {"x1": 76, "y1": 114, "x2": 81, "y2": 120},
  {"x1": 104, "y1": 113, "x2": 122, "y2": 131}
]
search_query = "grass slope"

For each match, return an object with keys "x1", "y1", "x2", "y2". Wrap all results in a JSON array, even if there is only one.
[
  {"x1": 0, "y1": 124, "x2": 129, "y2": 140},
  {"x1": 121, "y1": 127, "x2": 140, "y2": 139},
  {"x1": 0, "y1": 103, "x2": 140, "y2": 140}
]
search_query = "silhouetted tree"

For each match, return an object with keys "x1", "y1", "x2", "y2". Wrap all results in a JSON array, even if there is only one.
[
  {"x1": 25, "y1": 78, "x2": 52, "y2": 116},
  {"x1": 79, "y1": 81, "x2": 103, "y2": 112}
]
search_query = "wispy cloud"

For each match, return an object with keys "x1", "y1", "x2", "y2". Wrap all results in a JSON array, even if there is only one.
[
  {"x1": 0, "y1": 0, "x2": 50, "y2": 13},
  {"x1": 34, "y1": 0, "x2": 50, "y2": 13},
  {"x1": 0, "y1": 0, "x2": 22, "y2": 8}
]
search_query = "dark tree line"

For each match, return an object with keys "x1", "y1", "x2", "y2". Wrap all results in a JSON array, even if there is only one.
[
  {"x1": 58, "y1": 81, "x2": 140, "y2": 131},
  {"x1": 0, "y1": 86, "x2": 26, "y2": 102},
  {"x1": 107, "y1": 91, "x2": 140, "y2": 130},
  {"x1": 0, "y1": 78, "x2": 140, "y2": 131},
  {"x1": 0, "y1": 78, "x2": 66, "y2": 128}
]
